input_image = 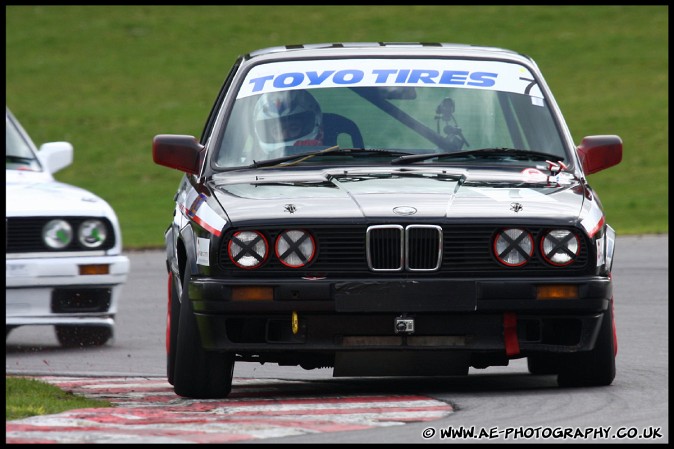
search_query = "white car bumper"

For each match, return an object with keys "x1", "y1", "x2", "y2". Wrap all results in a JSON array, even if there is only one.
[{"x1": 6, "y1": 254, "x2": 129, "y2": 325}]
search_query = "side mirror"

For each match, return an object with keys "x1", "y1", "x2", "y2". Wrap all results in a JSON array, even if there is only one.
[
  {"x1": 38, "y1": 142, "x2": 74, "y2": 174},
  {"x1": 152, "y1": 134, "x2": 205, "y2": 175},
  {"x1": 576, "y1": 135, "x2": 622, "y2": 175}
]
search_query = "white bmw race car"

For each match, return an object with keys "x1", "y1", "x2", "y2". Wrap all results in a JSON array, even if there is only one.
[{"x1": 6, "y1": 107, "x2": 130, "y2": 347}]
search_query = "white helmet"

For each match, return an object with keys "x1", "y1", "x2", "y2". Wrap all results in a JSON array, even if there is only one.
[{"x1": 253, "y1": 90, "x2": 322, "y2": 153}]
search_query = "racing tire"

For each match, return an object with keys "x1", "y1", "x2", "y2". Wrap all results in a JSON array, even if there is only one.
[
  {"x1": 55, "y1": 325, "x2": 113, "y2": 347},
  {"x1": 557, "y1": 300, "x2": 616, "y2": 388},
  {"x1": 166, "y1": 271, "x2": 181, "y2": 386},
  {"x1": 173, "y1": 272, "x2": 234, "y2": 399}
]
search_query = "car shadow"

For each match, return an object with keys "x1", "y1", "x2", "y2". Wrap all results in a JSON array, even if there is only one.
[{"x1": 229, "y1": 372, "x2": 560, "y2": 398}]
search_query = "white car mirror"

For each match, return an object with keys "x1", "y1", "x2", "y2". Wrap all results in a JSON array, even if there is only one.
[{"x1": 38, "y1": 141, "x2": 73, "y2": 174}]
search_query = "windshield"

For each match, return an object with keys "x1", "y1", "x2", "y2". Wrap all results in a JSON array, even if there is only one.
[
  {"x1": 214, "y1": 58, "x2": 567, "y2": 169},
  {"x1": 6, "y1": 115, "x2": 42, "y2": 171}
]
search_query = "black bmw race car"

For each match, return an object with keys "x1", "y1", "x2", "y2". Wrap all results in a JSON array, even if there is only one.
[{"x1": 153, "y1": 42, "x2": 622, "y2": 399}]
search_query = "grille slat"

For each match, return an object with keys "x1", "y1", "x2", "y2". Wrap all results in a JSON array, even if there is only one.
[
  {"x1": 405, "y1": 225, "x2": 442, "y2": 271},
  {"x1": 367, "y1": 225, "x2": 403, "y2": 271}
]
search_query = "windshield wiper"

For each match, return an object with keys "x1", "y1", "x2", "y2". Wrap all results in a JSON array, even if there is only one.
[
  {"x1": 250, "y1": 146, "x2": 413, "y2": 168},
  {"x1": 342, "y1": 148, "x2": 414, "y2": 157},
  {"x1": 249, "y1": 145, "x2": 340, "y2": 168},
  {"x1": 391, "y1": 147, "x2": 562, "y2": 165}
]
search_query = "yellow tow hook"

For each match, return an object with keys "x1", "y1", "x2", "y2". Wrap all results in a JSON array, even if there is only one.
[{"x1": 291, "y1": 311, "x2": 299, "y2": 335}]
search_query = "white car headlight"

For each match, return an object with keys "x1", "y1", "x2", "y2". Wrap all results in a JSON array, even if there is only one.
[
  {"x1": 78, "y1": 219, "x2": 108, "y2": 248},
  {"x1": 275, "y1": 230, "x2": 315, "y2": 268},
  {"x1": 493, "y1": 228, "x2": 533, "y2": 267},
  {"x1": 43, "y1": 219, "x2": 73, "y2": 249},
  {"x1": 228, "y1": 231, "x2": 268, "y2": 269},
  {"x1": 541, "y1": 229, "x2": 580, "y2": 266}
]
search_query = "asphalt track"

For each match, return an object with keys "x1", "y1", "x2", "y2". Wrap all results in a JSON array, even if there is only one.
[{"x1": 5, "y1": 234, "x2": 669, "y2": 443}]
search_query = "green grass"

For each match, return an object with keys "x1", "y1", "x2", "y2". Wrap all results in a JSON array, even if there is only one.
[
  {"x1": 6, "y1": 6, "x2": 668, "y2": 249},
  {"x1": 6, "y1": 376, "x2": 113, "y2": 421}
]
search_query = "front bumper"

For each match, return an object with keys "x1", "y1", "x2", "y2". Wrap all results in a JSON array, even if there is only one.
[
  {"x1": 187, "y1": 275, "x2": 611, "y2": 358},
  {"x1": 6, "y1": 254, "x2": 129, "y2": 325}
]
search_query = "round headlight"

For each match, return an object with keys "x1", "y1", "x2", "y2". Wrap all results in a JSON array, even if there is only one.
[
  {"x1": 541, "y1": 229, "x2": 580, "y2": 266},
  {"x1": 493, "y1": 228, "x2": 534, "y2": 267},
  {"x1": 228, "y1": 231, "x2": 268, "y2": 269},
  {"x1": 275, "y1": 230, "x2": 315, "y2": 268},
  {"x1": 43, "y1": 219, "x2": 73, "y2": 249},
  {"x1": 78, "y1": 219, "x2": 108, "y2": 248}
]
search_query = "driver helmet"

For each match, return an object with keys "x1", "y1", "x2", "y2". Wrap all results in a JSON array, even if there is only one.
[{"x1": 253, "y1": 90, "x2": 323, "y2": 153}]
